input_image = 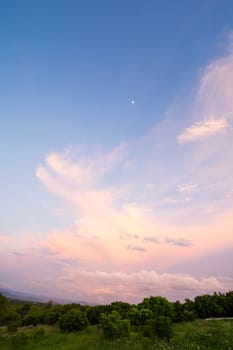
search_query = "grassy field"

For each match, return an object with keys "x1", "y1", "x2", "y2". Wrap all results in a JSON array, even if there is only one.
[{"x1": 0, "y1": 319, "x2": 233, "y2": 350}]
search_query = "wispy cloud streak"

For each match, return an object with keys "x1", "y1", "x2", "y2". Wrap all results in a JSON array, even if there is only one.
[{"x1": 178, "y1": 118, "x2": 229, "y2": 143}]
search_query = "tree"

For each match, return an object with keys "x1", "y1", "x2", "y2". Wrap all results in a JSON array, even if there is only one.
[
  {"x1": 194, "y1": 293, "x2": 225, "y2": 319},
  {"x1": 87, "y1": 305, "x2": 108, "y2": 325},
  {"x1": 22, "y1": 313, "x2": 41, "y2": 326},
  {"x1": 110, "y1": 301, "x2": 131, "y2": 318},
  {"x1": 138, "y1": 296, "x2": 173, "y2": 319},
  {"x1": 44, "y1": 310, "x2": 60, "y2": 325},
  {"x1": 0, "y1": 293, "x2": 7, "y2": 325},
  {"x1": 100, "y1": 311, "x2": 131, "y2": 340},
  {"x1": 225, "y1": 291, "x2": 233, "y2": 316},
  {"x1": 172, "y1": 301, "x2": 183, "y2": 322},
  {"x1": 59, "y1": 309, "x2": 89, "y2": 332},
  {"x1": 149, "y1": 316, "x2": 173, "y2": 340},
  {"x1": 16, "y1": 303, "x2": 31, "y2": 318}
]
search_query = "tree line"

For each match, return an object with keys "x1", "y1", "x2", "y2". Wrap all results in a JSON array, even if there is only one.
[{"x1": 0, "y1": 291, "x2": 233, "y2": 340}]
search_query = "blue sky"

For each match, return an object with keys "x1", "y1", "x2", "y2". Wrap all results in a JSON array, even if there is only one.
[{"x1": 1, "y1": 1, "x2": 233, "y2": 302}]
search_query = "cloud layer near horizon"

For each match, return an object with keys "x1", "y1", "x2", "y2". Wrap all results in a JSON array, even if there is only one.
[{"x1": 1, "y1": 35, "x2": 233, "y2": 303}]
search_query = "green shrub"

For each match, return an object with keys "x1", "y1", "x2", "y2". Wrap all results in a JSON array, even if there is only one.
[
  {"x1": 22, "y1": 313, "x2": 41, "y2": 326},
  {"x1": 102, "y1": 318, "x2": 119, "y2": 339},
  {"x1": 146, "y1": 316, "x2": 173, "y2": 340},
  {"x1": 87, "y1": 305, "x2": 108, "y2": 325},
  {"x1": 100, "y1": 311, "x2": 131, "y2": 340},
  {"x1": 141, "y1": 324, "x2": 151, "y2": 338},
  {"x1": 183, "y1": 310, "x2": 196, "y2": 322},
  {"x1": 44, "y1": 310, "x2": 59, "y2": 325},
  {"x1": 59, "y1": 309, "x2": 89, "y2": 332},
  {"x1": 3, "y1": 311, "x2": 21, "y2": 327}
]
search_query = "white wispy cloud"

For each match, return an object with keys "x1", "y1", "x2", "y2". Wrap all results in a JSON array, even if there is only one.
[
  {"x1": 178, "y1": 35, "x2": 233, "y2": 144},
  {"x1": 163, "y1": 197, "x2": 178, "y2": 204},
  {"x1": 177, "y1": 118, "x2": 229, "y2": 143},
  {"x1": 176, "y1": 182, "x2": 197, "y2": 194}
]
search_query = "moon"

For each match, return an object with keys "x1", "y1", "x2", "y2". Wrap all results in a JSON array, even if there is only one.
[{"x1": 131, "y1": 100, "x2": 135, "y2": 104}]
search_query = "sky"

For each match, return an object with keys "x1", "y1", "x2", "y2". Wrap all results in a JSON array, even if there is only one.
[{"x1": 1, "y1": 0, "x2": 233, "y2": 304}]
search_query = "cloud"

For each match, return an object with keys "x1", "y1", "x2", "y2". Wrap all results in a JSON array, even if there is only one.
[
  {"x1": 177, "y1": 118, "x2": 229, "y2": 143},
  {"x1": 144, "y1": 237, "x2": 160, "y2": 244},
  {"x1": 36, "y1": 147, "x2": 167, "y2": 261},
  {"x1": 1, "y1": 248, "x2": 228, "y2": 303},
  {"x1": 32, "y1": 106, "x2": 233, "y2": 300},
  {"x1": 127, "y1": 244, "x2": 146, "y2": 252},
  {"x1": 167, "y1": 246, "x2": 233, "y2": 278},
  {"x1": 11, "y1": 251, "x2": 25, "y2": 256},
  {"x1": 165, "y1": 237, "x2": 193, "y2": 247},
  {"x1": 44, "y1": 152, "x2": 93, "y2": 184},
  {"x1": 196, "y1": 45, "x2": 233, "y2": 121},
  {"x1": 2, "y1": 33, "x2": 232, "y2": 303},
  {"x1": 176, "y1": 183, "x2": 197, "y2": 194},
  {"x1": 178, "y1": 35, "x2": 233, "y2": 144},
  {"x1": 55, "y1": 269, "x2": 227, "y2": 303},
  {"x1": 163, "y1": 197, "x2": 178, "y2": 204},
  {"x1": 162, "y1": 196, "x2": 192, "y2": 205},
  {"x1": 36, "y1": 143, "x2": 125, "y2": 195}
]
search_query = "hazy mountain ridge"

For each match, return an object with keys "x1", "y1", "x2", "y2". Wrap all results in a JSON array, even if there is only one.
[{"x1": 0, "y1": 286, "x2": 88, "y2": 305}]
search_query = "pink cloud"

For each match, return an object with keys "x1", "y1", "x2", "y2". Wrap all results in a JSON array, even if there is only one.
[
  {"x1": 54, "y1": 269, "x2": 228, "y2": 304},
  {"x1": 178, "y1": 118, "x2": 229, "y2": 143},
  {"x1": 178, "y1": 36, "x2": 233, "y2": 144},
  {"x1": 7, "y1": 33, "x2": 230, "y2": 303}
]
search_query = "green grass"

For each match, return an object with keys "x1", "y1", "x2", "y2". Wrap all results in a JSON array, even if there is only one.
[{"x1": 0, "y1": 319, "x2": 233, "y2": 350}]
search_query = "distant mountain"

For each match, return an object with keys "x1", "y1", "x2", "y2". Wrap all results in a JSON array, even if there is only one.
[{"x1": 0, "y1": 287, "x2": 88, "y2": 305}]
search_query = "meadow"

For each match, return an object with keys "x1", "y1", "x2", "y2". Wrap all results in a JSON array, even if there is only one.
[
  {"x1": 0, "y1": 319, "x2": 233, "y2": 350},
  {"x1": 1, "y1": 292, "x2": 233, "y2": 349}
]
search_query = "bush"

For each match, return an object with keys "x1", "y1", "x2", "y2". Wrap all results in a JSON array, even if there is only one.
[
  {"x1": 183, "y1": 310, "x2": 196, "y2": 322},
  {"x1": 44, "y1": 310, "x2": 59, "y2": 325},
  {"x1": 3, "y1": 311, "x2": 21, "y2": 327},
  {"x1": 100, "y1": 311, "x2": 131, "y2": 340},
  {"x1": 146, "y1": 316, "x2": 173, "y2": 340},
  {"x1": 22, "y1": 313, "x2": 42, "y2": 326},
  {"x1": 59, "y1": 309, "x2": 89, "y2": 332},
  {"x1": 87, "y1": 305, "x2": 108, "y2": 325},
  {"x1": 156, "y1": 316, "x2": 173, "y2": 340}
]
